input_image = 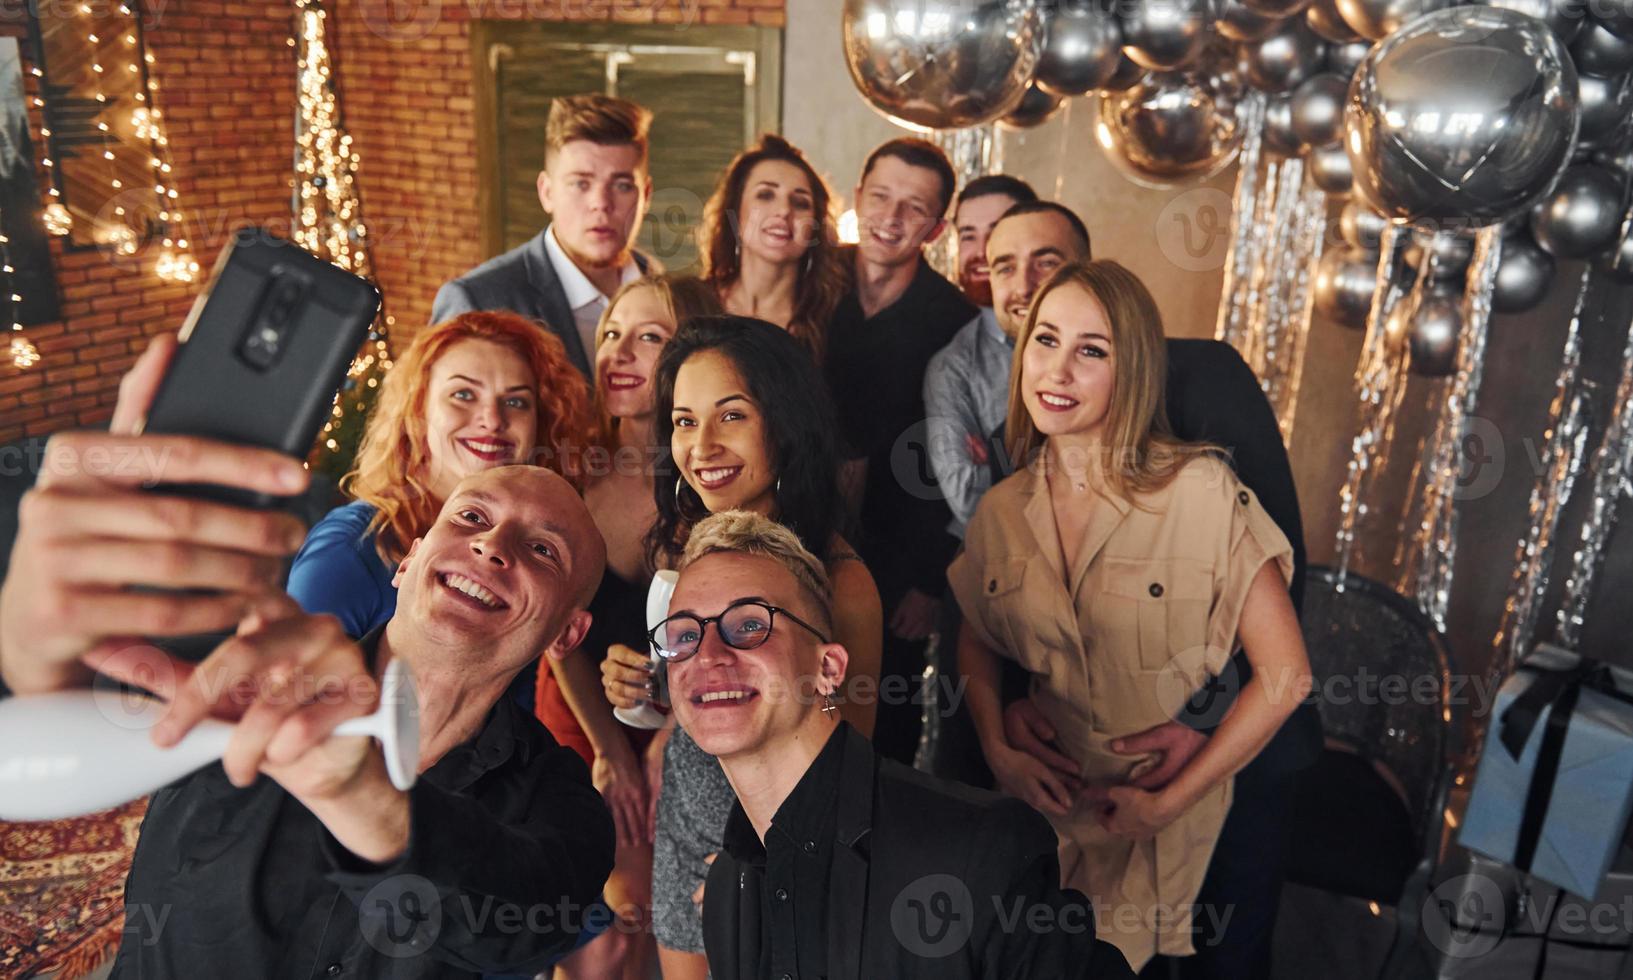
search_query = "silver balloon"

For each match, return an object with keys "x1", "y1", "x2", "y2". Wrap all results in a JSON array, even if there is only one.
[
  {"x1": 1102, "y1": 53, "x2": 1148, "y2": 90},
  {"x1": 1122, "y1": 0, "x2": 1211, "y2": 70},
  {"x1": 1336, "y1": 0, "x2": 1452, "y2": 41},
  {"x1": 1037, "y1": 2, "x2": 1125, "y2": 96},
  {"x1": 1289, "y1": 72, "x2": 1348, "y2": 147},
  {"x1": 1238, "y1": 19, "x2": 1326, "y2": 93},
  {"x1": 1402, "y1": 229, "x2": 1475, "y2": 278},
  {"x1": 1262, "y1": 92, "x2": 1304, "y2": 155},
  {"x1": 841, "y1": 0, "x2": 1044, "y2": 130},
  {"x1": 1215, "y1": 0, "x2": 1284, "y2": 41},
  {"x1": 1475, "y1": 0, "x2": 1586, "y2": 43},
  {"x1": 1529, "y1": 163, "x2": 1625, "y2": 258},
  {"x1": 1596, "y1": 0, "x2": 1633, "y2": 38},
  {"x1": 1571, "y1": 18, "x2": 1633, "y2": 75},
  {"x1": 1002, "y1": 83, "x2": 1066, "y2": 128},
  {"x1": 1578, "y1": 72, "x2": 1633, "y2": 148},
  {"x1": 1407, "y1": 286, "x2": 1464, "y2": 377},
  {"x1": 1307, "y1": 0, "x2": 1362, "y2": 41},
  {"x1": 1096, "y1": 64, "x2": 1244, "y2": 185},
  {"x1": 1493, "y1": 233, "x2": 1556, "y2": 311},
  {"x1": 1308, "y1": 140, "x2": 1354, "y2": 195},
  {"x1": 1324, "y1": 40, "x2": 1371, "y2": 77},
  {"x1": 1242, "y1": 0, "x2": 1313, "y2": 16},
  {"x1": 1340, "y1": 200, "x2": 1388, "y2": 250},
  {"x1": 1314, "y1": 247, "x2": 1379, "y2": 327},
  {"x1": 1346, "y1": 6, "x2": 1580, "y2": 228}
]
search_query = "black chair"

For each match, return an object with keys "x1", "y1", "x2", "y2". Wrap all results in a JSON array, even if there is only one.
[{"x1": 1285, "y1": 565, "x2": 1455, "y2": 979}]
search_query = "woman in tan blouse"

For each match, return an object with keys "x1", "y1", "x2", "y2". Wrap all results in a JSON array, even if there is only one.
[{"x1": 948, "y1": 260, "x2": 1312, "y2": 970}]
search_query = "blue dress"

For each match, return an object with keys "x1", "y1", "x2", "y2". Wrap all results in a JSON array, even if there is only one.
[{"x1": 286, "y1": 500, "x2": 398, "y2": 637}]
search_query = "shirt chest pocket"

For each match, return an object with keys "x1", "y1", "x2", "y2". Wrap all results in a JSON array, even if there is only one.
[
  {"x1": 978, "y1": 557, "x2": 1054, "y2": 675},
  {"x1": 1098, "y1": 557, "x2": 1214, "y2": 671}
]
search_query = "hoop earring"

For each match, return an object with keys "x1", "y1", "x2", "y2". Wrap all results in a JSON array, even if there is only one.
[
  {"x1": 675, "y1": 475, "x2": 687, "y2": 501},
  {"x1": 775, "y1": 477, "x2": 782, "y2": 496},
  {"x1": 803, "y1": 250, "x2": 813, "y2": 276}
]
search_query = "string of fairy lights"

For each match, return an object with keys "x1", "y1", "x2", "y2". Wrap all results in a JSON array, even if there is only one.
[
  {"x1": 14, "y1": 0, "x2": 197, "y2": 368},
  {"x1": 293, "y1": 0, "x2": 393, "y2": 469},
  {"x1": 15, "y1": 0, "x2": 392, "y2": 470}
]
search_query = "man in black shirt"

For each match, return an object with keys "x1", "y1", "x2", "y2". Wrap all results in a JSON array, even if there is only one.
[
  {"x1": 0, "y1": 342, "x2": 615, "y2": 978},
  {"x1": 825, "y1": 137, "x2": 977, "y2": 764},
  {"x1": 652, "y1": 510, "x2": 1134, "y2": 980}
]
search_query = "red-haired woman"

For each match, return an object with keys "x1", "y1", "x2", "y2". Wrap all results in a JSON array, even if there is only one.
[
  {"x1": 697, "y1": 133, "x2": 849, "y2": 360},
  {"x1": 286, "y1": 309, "x2": 592, "y2": 637}
]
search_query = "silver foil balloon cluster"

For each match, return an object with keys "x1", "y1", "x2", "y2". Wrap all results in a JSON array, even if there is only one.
[
  {"x1": 841, "y1": 0, "x2": 1045, "y2": 131},
  {"x1": 1094, "y1": 54, "x2": 1247, "y2": 185},
  {"x1": 1344, "y1": 6, "x2": 1580, "y2": 228}
]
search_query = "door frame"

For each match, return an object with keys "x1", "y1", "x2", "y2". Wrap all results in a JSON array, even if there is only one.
[{"x1": 470, "y1": 20, "x2": 783, "y2": 262}]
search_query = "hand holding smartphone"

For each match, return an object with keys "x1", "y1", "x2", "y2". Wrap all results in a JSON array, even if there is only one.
[{"x1": 138, "y1": 227, "x2": 382, "y2": 507}]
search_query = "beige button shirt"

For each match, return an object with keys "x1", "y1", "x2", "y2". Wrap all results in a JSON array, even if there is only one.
[{"x1": 948, "y1": 452, "x2": 1293, "y2": 970}]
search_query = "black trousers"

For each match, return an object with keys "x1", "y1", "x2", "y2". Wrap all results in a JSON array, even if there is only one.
[{"x1": 1139, "y1": 757, "x2": 1298, "y2": 980}]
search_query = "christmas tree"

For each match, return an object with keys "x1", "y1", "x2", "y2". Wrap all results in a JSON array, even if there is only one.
[{"x1": 292, "y1": 0, "x2": 393, "y2": 482}]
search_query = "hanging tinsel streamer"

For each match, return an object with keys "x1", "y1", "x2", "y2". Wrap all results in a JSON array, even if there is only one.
[
  {"x1": 1215, "y1": 92, "x2": 1266, "y2": 351},
  {"x1": 1555, "y1": 305, "x2": 1633, "y2": 649},
  {"x1": 928, "y1": 123, "x2": 1002, "y2": 282},
  {"x1": 1211, "y1": 93, "x2": 1321, "y2": 439},
  {"x1": 1247, "y1": 167, "x2": 1325, "y2": 438},
  {"x1": 1399, "y1": 228, "x2": 1502, "y2": 632},
  {"x1": 1333, "y1": 226, "x2": 1412, "y2": 585},
  {"x1": 917, "y1": 120, "x2": 1002, "y2": 771},
  {"x1": 1488, "y1": 266, "x2": 1596, "y2": 684}
]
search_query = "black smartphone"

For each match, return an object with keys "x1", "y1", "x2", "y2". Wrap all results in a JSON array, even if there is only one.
[{"x1": 138, "y1": 228, "x2": 382, "y2": 508}]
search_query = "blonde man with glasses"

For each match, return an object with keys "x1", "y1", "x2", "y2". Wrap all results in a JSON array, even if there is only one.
[{"x1": 652, "y1": 510, "x2": 1133, "y2": 980}]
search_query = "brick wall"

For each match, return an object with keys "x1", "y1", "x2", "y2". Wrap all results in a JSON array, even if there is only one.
[
  {"x1": 1, "y1": 0, "x2": 783, "y2": 444},
  {"x1": 334, "y1": 0, "x2": 785, "y2": 349},
  {"x1": 0, "y1": 0, "x2": 295, "y2": 444}
]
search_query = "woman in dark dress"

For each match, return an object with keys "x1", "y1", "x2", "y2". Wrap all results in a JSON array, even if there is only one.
[{"x1": 533, "y1": 273, "x2": 720, "y2": 980}]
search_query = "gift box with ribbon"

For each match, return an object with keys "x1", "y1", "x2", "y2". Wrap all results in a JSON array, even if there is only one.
[{"x1": 1460, "y1": 644, "x2": 1633, "y2": 900}]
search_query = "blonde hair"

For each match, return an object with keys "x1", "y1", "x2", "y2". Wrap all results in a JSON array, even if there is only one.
[
  {"x1": 1003, "y1": 259, "x2": 1218, "y2": 501},
  {"x1": 590, "y1": 273, "x2": 722, "y2": 447},
  {"x1": 679, "y1": 510, "x2": 833, "y2": 633},
  {"x1": 545, "y1": 93, "x2": 652, "y2": 170}
]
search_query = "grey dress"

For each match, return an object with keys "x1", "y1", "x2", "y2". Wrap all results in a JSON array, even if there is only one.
[{"x1": 652, "y1": 725, "x2": 735, "y2": 955}]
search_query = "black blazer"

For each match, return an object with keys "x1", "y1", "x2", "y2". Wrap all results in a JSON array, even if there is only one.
[
  {"x1": 431, "y1": 226, "x2": 651, "y2": 378},
  {"x1": 703, "y1": 727, "x2": 1136, "y2": 980}
]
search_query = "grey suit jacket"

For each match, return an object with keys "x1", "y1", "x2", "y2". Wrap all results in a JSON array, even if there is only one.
[{"x1": 431, "y1": 226, "x2": 650, "y2": 378}]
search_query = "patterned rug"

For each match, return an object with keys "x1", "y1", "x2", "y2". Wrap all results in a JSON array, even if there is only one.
[{"x1": 0, "y1": 798, "x2": 145, "y2": 979}]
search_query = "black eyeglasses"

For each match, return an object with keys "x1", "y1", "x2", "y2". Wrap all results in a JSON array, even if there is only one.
[{"x1": 647, "y1": 599, "x2": 830, "y2": 663}]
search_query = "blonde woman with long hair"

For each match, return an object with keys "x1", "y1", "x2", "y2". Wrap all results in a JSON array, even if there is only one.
[{"x1": 948, "y1": 260, "x2": 1312, "y2": 971}]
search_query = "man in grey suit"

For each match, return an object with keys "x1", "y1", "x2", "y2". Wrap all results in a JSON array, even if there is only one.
[{"x1": 433, "y1": 93, "x2": 657, "y2": 379}]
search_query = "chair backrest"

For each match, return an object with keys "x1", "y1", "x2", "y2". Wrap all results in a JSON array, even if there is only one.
[{"x1": 1300, "y1": 565, "x2": 1453, "y2": 835}]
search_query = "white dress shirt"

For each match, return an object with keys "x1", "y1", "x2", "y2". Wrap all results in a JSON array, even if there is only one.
[{"x1": 543, "y1": 225, "x2": 642, "y2": 360}]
